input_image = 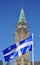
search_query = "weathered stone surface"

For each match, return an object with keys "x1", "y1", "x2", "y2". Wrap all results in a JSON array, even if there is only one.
[{"x1": 0, "y1": 60, "x2": 3, "y2": 65}]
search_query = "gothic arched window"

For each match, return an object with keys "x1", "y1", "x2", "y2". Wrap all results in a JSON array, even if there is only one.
[{"x1": 17, "y1": 63, "x2": 20, "y2": 65}]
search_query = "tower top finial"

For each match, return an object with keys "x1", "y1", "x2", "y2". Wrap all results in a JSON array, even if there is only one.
[{"x1": 18, "y1": 8, "x2": 26, "y2": 23}]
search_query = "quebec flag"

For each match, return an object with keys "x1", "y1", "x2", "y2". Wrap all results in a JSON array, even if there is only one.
[
  {"x1": 3, "y1": 34, "x2": 33, "y2": 61},
  {"x1": 3, "y1": 44, "x2": 18, "y2": 61},
  {"x1": 16, "y1": 34, "x2": 33, "y2": 55}
]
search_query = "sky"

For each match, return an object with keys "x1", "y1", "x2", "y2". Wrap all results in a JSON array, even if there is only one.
[{"x1": 0, "y1": 0, "x2": 40, "y2": 65}]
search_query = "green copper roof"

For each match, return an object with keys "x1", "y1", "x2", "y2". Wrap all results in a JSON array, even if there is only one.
[{"x1": 18, "y1": 8, "x2": 26, "y2": 23}]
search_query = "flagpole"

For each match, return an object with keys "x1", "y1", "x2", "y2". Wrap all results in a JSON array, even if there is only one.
[{"x1": 32, "y1": 33, "x2": 34, "y2": 65}]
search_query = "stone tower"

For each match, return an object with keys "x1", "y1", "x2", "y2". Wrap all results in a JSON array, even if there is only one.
[{"x1": 14, "y1": 8, "x2": 30, "y2": 65}]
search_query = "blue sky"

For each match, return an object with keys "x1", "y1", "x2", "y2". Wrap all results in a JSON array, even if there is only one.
[{"x1": 0, "y1": 0, "x2": 40, "y2": 65}]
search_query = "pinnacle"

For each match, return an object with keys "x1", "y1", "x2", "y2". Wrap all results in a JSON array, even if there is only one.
[{"x1": 18, "y1": 8, "x2": 26, "y2": 23}]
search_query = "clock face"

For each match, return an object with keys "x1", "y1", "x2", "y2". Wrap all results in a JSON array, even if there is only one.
[
  {"x1": 23, "y1": 25, "x2": 27, "y2": 28},
  {"x1": 18, "y1": 25, "x2": 22, "y2": 28},
  {"x1": 17, "y1": 25, "x2": 27, "y2": 29}
]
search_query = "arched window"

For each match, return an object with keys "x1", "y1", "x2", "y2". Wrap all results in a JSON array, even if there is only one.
[
  {"x1": 17, "y1": 63, "x2": 20, "y2": 65},
  {"x1": 24, "y1": 63, "x2": 27, "y2": 65},
  {"x1": 24, "y1": 59, "x2": 28, "y2": 62}
]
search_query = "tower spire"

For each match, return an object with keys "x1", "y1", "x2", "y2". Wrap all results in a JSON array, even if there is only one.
[{"x1": 18, "y1": 8, "x2": 26, "y2": 23}]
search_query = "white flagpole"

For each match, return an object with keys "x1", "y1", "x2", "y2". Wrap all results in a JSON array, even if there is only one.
[{"x1": 32, "y1": 33, "x2": 34, "y2": 65}]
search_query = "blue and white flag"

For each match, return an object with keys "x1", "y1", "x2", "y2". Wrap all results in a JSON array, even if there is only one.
[
  {"x1": 3, "y1": 34, "x2": 33, "y2": 61},
  {"x1": 11, "y1": 34, "x2": 33, "y2": 58},
  {"x1": 16, "y1": 35, "x2": 33, "y2": 55},
  {"x1": 3, "y1": 44, "x2": 17, "y2": 61}
]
